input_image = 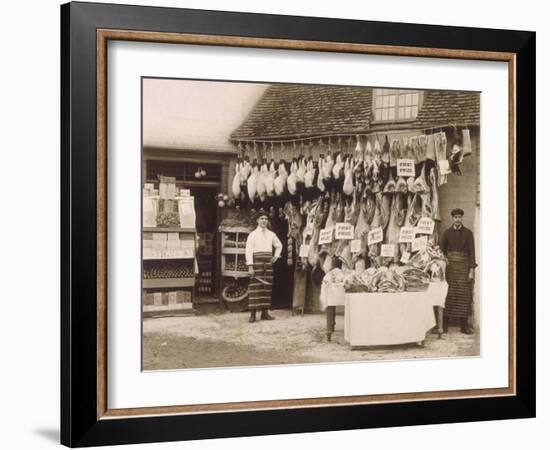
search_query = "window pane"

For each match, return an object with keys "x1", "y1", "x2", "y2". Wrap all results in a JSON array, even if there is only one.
[
  {"x1": 388, "y1": 108, "x2": 395, "y2": 120},
  {"x1": 412, "y1": 93, "x2": 419, "y2": 105},
  {"x1": 406, "y1": 94, "x2": 413, "y2": 106},
  {"x1": 382, "y1": 109, "x2": 389, "y2": 120},
  {"x1": 398, "y1": 107, "x2": 405, "y2": 119},
  {"x1": 411, "y1": 106, "x2": 418, "y2": 118},
  {"x1": 376, "y1": 96, "x2": 383, "y2": 107},
  {"x1": 389, "y1": 96, "x2": 396, "y2": 107},
  {"x1": 383, "y1": 96, "x2": 390, "y2": 107}
]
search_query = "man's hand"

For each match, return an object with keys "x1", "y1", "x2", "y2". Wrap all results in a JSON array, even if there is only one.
[
  {"x1": 270, "y1": 256, "x2": 279, "y2": 264},
  {"x1": 468, "y1": 268, "x2": 475, "y2": 281},
  {"x1": 248, "y1": 266, "x2": 254, "y2": 277}
]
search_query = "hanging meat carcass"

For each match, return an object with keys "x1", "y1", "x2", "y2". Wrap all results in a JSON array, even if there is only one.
[
  {"x1": 307, "y1": 195, "x2": 329, "y2": 268},
  {"x1": 317, "y1": 156, "x2": 326, "y2": 193},
  {"x1": 351, "y1": 194, "x2": 371, "y2": 270},
  {"x1": 366, "y1": 193, "x2": 383, "y2": 267},
  {"x1": 429, "y1": 167, "x2": 441, "y2": 221},
  {"x1": 413, "y1": 162, "x2": 429, "y2": 194},
  {"x1": 342, "y1": 156, "x2": 355, "y2": 196},
  {"x1": 304, "y1": 157, "x2": 315, "y2": 188},
  {"x1": 274, "y1": 161, "x2": 288, "y2": 196},
  {"x1": 380, "y1": 193, "x2": 391, "y2": 230},
  {"x1": 247, "y1": 163, "x2": 259, "y2": 201},
  {"x1": 265, "y1": 159, "x2": 276, "y2": 197},
  {"x1": 231, "y1": 161, "x2": 241, "y2": 197},
  {"x1": 384, "y1": 193, "x2": 405, "y2": 263},
  {"x1": 335, "y1": 191, "x2": 360, "y2": 269},
  {"x1": 287, "y1": 159, "x2": 298, "y2": 195},
  {"x1": 332, "y1": 152, "x2": 344, "y2": 180},
  {"x1": 257, "y1": 160, "x2": 268, "y2": 201},
  {"x1": 296, "y1": 155, "x2": 307, "y2": 185}
]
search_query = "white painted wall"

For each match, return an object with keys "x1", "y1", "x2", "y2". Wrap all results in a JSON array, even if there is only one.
[{"x1": 143, "y1": 78, "x2": 267, "y2": 152}]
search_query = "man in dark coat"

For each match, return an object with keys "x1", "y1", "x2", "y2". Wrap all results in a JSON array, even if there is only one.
[{"x1": 439, "y1": 208, "x2": 476, "y2": 334}]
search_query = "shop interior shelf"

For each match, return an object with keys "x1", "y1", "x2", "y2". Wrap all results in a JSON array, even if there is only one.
[
  {"x1": 143, "y1": 277, "x2": 195, "y2": 289},
  {"x1": 221, "y1": 247, "x2": 246, "y2": 254},
  {"x1": 221, "y1": 271, "x2": 250, "y2": 278},
  {"x1": 143, "y1": 227, "x2": 196, "y2": 233}
]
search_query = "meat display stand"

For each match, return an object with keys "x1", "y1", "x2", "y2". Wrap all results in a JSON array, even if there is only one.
[
  {"x1": 142, "y1": 227, "x2": 197, "y2": 316},
  {"x1": 219, "y1": 226, "x2": 252, "y2": 311}
]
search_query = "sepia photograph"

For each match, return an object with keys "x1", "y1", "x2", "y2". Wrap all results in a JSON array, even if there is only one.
[{"x1": 141, "y1": 78, "x2": 481, "y2": 370}]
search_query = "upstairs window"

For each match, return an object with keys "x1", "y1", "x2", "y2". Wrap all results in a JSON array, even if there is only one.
[{"x1": 373, "y1": 89, "x2": 422, "y2": 122}]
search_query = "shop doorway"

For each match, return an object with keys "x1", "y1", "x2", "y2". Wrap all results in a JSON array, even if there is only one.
[{"x1": 145, "y1": 159, "x2": 222, "y2": 300}]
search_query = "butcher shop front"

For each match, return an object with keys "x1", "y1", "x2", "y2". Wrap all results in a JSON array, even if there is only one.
[{"x1": 142, "y1": 80, "x2": 480, "y2": 342}]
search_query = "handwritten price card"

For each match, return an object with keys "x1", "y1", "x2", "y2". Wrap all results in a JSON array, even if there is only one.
[
  {"x1": 398, "y1": 227, "x2": 415, "y2": 243},
  {"x1": 397, "y1": 159, "x2": 415, "y2": 177},
  {"x1": 318, "y1": 227, "x2": 334, "y2": 245},
  {"x1": 367, "y1": 227, "x2": 383, "y2": 245},
  {"x1": 335, "y1": 223, "x2": 354, "y2": 240},
  {"x1": 415, "y1": 217, "x2": 435, "y2": 235}
]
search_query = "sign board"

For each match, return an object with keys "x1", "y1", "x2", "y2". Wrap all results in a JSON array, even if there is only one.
[
  {"x1": 180, "y1": 188, "x2": 191, "y2": 197},
  {"x1": 397, "y1": 159, "x2": 415, "y2": 177},
  {"x1": 380, "y1": 244, "x2": 395, "y2": 257},
  {"x1": 299, "y1": 244, "x2": 310, "y2": 258},
  {"x1": 415, "y1": 217, "x2": 435, "y2": 235},
  {"x1": 350, "y1": 239, "x2": 362, "y2": 253},
  {"x1": 412, "y1": 235, "x2": 428, "y2": 252},
  {"x1": 400, "y1": 251, "x2": 411, "y2": 264},
  {"x1": 398, "y1": 227, "x2": 416, "y2": 243},
  {"x1": 367, "y1": 227, "x2": 383, "y2": 245},
  {"x1": 335, "y1": 223, "x2": 354, "y2": 240},
  {"x1": 318, "y1": 227, "x2": 334, "y2": 245}
]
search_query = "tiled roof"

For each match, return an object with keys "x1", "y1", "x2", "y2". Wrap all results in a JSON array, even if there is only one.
[
  {"x1": 412, "y1": 90, "x2": 480, "y2": 128},
  {"x1": 231, "y1": 85, "x2": 479, "y2": 141},
  {"x1": 230, "y1": 84, "x2": 372, "y2": 140}
]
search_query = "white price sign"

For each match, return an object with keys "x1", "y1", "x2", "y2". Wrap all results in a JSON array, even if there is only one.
[
  {"x1": 397, "y1": 159, "x2": 416, "y2": 177},
  {"x1": 416, "y1": 217, "x2": 435, "y2": 235},
  {"x1": 400, "y1": 251, "x2": 411, "y2": 264},
  {"x1": 180, "y1": 189, "x2": 191, "y2": 197},
  {"x1": 412, "y1": 236, "x2": 428, "y2": 252},
  {"x1": 398, "y1": 227, "x2": 416, "y2": 243},
  {"x1": 367, "y1": 227, "x2": 383, "y2": 245},
  {"x1": 299, "y1": 244, "x2": 310, "y2": 258},
  {"x1": 318, "y1": 227, "x2": 334, "y2": 245},
  {"x1": 380, "y1": 244, "x2": 395, "y2": 257},
  {"x1": 350, "y1": 239, "x2": 362, "y2": 253},
  {"x1": 335, "y1": 223, "x2": 354, "y2": 240}
]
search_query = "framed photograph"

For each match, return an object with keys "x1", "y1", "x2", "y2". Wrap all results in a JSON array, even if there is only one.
[{"x1": 61, "y1": 1, "x2": 535, "y2": 447}]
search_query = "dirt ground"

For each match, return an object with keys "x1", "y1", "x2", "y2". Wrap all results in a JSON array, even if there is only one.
[{"x1": 143, "y1": 309, "x2": 479, "y2": 370}]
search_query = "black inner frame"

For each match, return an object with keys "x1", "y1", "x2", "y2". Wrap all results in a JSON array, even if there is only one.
[{"x1": 61, "y1": 2, "x2": 535, "y2": 447}]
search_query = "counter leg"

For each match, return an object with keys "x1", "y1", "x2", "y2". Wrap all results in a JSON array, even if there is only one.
[
  {"x1": 326, "y1": 306, "x2": 335, "y2": 342},
  {"x1": 435, "y1": 306, "x2": 444, "y2": 339}
]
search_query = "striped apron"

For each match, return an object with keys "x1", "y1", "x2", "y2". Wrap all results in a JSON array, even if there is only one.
[
  {"x1": 444, "y1": 251, "x2": 473, "y2": 318},
  {"x1": 248, "y1": 252, "x2": 274, "y2": 310}
]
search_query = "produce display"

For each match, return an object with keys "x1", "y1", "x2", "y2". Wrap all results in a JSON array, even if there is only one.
[
  {"x1": 221, "y1": 280, "x2": 249, "y2": 301},
  {"x1": 143, "y1": 261, "x2": 194, "y2": 279},
  {"x1": 224, "y1": 255, "x2": 248, "y2": 272}
]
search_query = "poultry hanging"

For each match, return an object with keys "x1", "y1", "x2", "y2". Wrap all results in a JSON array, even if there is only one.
[
  {"x1": 384, "y1": 193, "x2": 405, "y2": 264},
  {"x1": 231, "y1": 161, "x2": 241, "y2": 198},
  {"x1": 257, "y1": 160, "x2": 268, "y2": 202},
  {"x1": 274, "y1": 161, "x2": 288, "y2": 196},
  {"x1": 317, "y1": 157, "x2": 326, "y2": 192},
  {"x1": 307, "y1": 196, "x2": 329, "y2": 268},
  {"x1": 413, "y1": 162, "x2": 429, "y2": 193},
  {"x1": 304, "y1": 157, "x2": 315, "y2": 188},
  {"x1": 342, "y1": 156, "x2": 355, "y2": 196},
  {"x1": 287, "y1": 159, "x2": 298, "y2": 195},
  {"x1": 265, "y1": 159, "x2": 276, "y2": 197},
  {"x1": 332, "y1": 152, "x2": 344, "y2": 180},
  {"x1": 247, "y1": 163, "x2": 259, "y2": 202}
]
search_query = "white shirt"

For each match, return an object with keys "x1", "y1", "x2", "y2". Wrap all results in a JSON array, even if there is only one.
[{"x1": 245, "y1": 227, "x2": 283, "y2": 266}]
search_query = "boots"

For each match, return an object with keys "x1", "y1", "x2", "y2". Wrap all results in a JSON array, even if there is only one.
[
  {"x1": 443, "y1": 315, "x2": 449, "y2": 333},
  {"x1": 248, "y1": 310, "x2": 256, "y2": 323},
  {"x1": 260, "y1": 309, "x2": 275, "y2": 320},
  {"x1": 460, "y1": 318, "x2": 474, "y2": 335}
]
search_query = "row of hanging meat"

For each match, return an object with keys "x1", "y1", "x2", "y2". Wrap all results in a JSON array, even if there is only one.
[
  {"x1": 231, "y1": 130, "x2": 472, "y2": 204},
  {"x1": 295, "y1": 179, "x2": 440, "y2": 274}
]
